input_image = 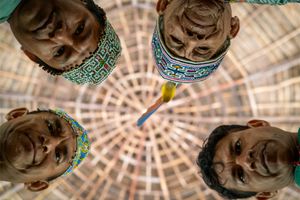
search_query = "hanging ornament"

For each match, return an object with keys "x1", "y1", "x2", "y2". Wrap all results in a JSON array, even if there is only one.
[{"x1": 137, "y1": 81, "x2": 177, "y2": 127}]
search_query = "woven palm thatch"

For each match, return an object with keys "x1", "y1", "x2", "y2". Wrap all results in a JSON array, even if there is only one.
[{"x1": 1, "y1": 1, "x2": 300, "y2": 200}]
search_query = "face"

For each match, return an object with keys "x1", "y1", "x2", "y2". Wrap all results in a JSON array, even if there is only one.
[
  {"x1": 8, "y1": 0, "x2": 102, "y2": 70},
  {"x1": 213, "y1": 125, "x2": 297, "y2": 193},
  {"x1": 162, "y1": 0, "x2": 236, "y2": 62},
  {"x1": 0, "y1": 110, "x2": 76, "y2": 183}
]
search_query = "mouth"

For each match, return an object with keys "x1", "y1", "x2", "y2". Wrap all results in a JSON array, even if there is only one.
[
  {"x1": 26, "y1": 135, "x2": 37, "y2": 165},
  {"x1": 33, "y1": 10, "x2": 54, "y2": 32},
  {"x1": 260, "y1": 144, "x2": 271, "y2": 175},
  {"x1": 183, "y1": 9, "x2": 215, "y2": 28},
  {"x1": 181, "y1": 11, "x2": 217, "y2": 37}
]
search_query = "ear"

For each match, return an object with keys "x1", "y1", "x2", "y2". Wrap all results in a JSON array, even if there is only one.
[
  {"x1": 229, "y1": 16, "x2": 240, "y2": 39},
  {"x1": 21, "y1": 47, "x2": 39, "y2": 63},
  {"x1": 24, "y1": 181, "x2": 49, "y2": 192},
  {"x1": 255, "y1": 191, "x2": 278, "y2": 200},
  {"x1": 5, "y1": 108, "x2": 29, "y2": 121},
  {"x1": 156, "y1": 0, "x2": 169, "y2": 14},
  {"x1": 247, "y1": 119, "x2": 270, "y2": 128}
]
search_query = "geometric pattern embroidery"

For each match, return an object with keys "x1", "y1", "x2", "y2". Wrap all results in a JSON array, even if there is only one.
[
  {"x1": 151, "y1": 16, "x2": 230, "y2": 84},
  {"x1": 62, "y1": 20, "x2": 122, "y2": 85},
  {"x1": 49, "y1": 109, "x2": 90, "y2": 176}
]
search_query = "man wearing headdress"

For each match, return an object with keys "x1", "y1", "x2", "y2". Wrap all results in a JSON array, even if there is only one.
[
  {"x1": 152, "y1": 0, "x2": 299, "y2": 84},
  {"x1": 0, "y1": 107, "x2": 90, "y2": 191},
  {"x1": 0, "y1": 0, "x2": 121, "y2": 85}
]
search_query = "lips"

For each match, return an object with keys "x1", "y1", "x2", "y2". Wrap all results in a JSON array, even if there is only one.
[
  {"x1": 260, "y1": 144, "x2": 270, "y2": 174},
  {"x1": 181, "y1": 10, "x2": 217, "y2": 37},
  {"x1": 183, "y1": 9, "x2": 216, "y2": 27},
  {"x1": 4, "y1": 132, "x2": 35, "y2": 169},
  {"x1": 26, "y1": 134, "x2": 37, "y2": 165},
  {"x1": 34, "y1": 10, "x2": 54, "y2": 32}
]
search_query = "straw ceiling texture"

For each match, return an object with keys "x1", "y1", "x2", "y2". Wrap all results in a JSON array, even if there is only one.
[{"x1": 1, "y1": 1, "x2": 300, "y2": 200}]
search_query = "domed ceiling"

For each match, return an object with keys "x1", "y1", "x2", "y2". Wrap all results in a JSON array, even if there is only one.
[{"x1": 1, "y1": 1, "x2": 300, "y2": 200}]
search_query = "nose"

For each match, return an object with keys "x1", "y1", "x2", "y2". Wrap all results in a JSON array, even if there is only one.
[
  {"x1": 50, "y1": 27, "x2": 86, "y2": 52},
  {"x1": 50, "y1": 26, "x2": 74, "y2": 46},
  {"x1": 236, "y1": 150, "x2": 256, "y2": 171},
  {"x1": 183, "y1": 39, "x2": 198, "y2": 60},
  {"x1": 39, "y1": 135, "x2": 66, "y2": 154}
]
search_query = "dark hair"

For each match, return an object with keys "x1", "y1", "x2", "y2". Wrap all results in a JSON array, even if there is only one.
[
  {"x1": 35, "y1": 0, "x2": 106, "y2": 75},
  {"x1": 197, "y1": 125, "x2": 257, "y2": 199}
]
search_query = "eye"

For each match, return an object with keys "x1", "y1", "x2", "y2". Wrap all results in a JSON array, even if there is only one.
[
  {"x1": 196, "y1": 34, "x2": 205, "y2": 40},
  {"x1": 195, "y1": 47, "x2": 209, "y2": 53},
  {"x1": 47, "y1": 120, "x2": 54, "y2": 134},
  {"x1": 170, "y1": 35, "x2": 183, "y2": 45},
  {"x1": 54, "y1": 46, "x2": 65, "y2": 57},
  {"x1": 235, "y1": 139, "x2": 242, "y2": 155},
  {"x1": 55, "y1": 150, "x2": 61, "y2": 164},
  {"x1": 75, "y1": 23, "x2": 85, "y2": 35},
  {"x1": 237, "y1": 167, "x2": 245, "y2": 183}
]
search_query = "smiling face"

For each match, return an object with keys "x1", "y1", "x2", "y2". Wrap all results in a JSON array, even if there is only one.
[
  {"x1": 162, "y1": 0, "x2": 239, "y2": 62},
  {"x1": 8, "y1": 0, "x2": 102, "y2": 71},
  {"x1": 0, "y1": 109, "x2": 76, "y2": 183},
  {"x1": 213, "y1": 125, "x2": 297, "y2": 193}
]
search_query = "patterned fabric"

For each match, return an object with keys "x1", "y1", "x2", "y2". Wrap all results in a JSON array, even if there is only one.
[
  {"x1": 62, "y1": 20, "x2": 122, "y2": 85},
  {"x1": 293, "y1": 128, "x2": 300, "y2": 187},
  {"x1": 51, "y1": 109, "x2": 90, "y2": 176},
  {"x1": 225, "y1": 0, "x2": 300, "y2": 4},
  {"x1": 151, "y1": 16, "x2": 230, "y2": 84}
]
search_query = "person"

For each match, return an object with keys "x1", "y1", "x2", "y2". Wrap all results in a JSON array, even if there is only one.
[
  {"x1": 152, "y1": 0, "x2": 300, "y2": 84},
  {"x1": 0, "y1": 107, "x2": 90, "y2": 192},
  {"x1": 196, "y1": 119, "x2": 300, "y2": 199},
  {"x1": 1, "y1": 0, "x2": 121, "y2": 85}
]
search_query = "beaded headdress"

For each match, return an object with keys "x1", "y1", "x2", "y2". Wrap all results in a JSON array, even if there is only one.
[
  {"x1": 50, "y1": 109, "x2": 90, "y2": 176},
  {"x1": 152, "y1": 16, "x2": 230, "y2": 84},
  {"x1": 62, "y1": 20, "x2": 121, "y2": 85}
]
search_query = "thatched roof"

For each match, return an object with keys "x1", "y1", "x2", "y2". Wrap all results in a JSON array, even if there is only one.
[{"x1": 1, "y1": 1, "x2": 300, "y2": 199}]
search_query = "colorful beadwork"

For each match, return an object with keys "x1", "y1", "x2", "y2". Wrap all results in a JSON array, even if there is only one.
[
  {"x1": 51, "y1": 109, "x2": 90, "y2": 176},
  {"x1": 62, "y1": 20, "x2": 122, "y2": 85},
  {"x1": 151, "y1": 16, "x2": 230, "y2": 84}
]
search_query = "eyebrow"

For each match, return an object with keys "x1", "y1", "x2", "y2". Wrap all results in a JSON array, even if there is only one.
[
  {"x1": 54, "y1": 118, "x2": 62, "y2": 136},
  {"x1": 59, "y1": 25, "x2": 92, "y2": 67},
  {"x1": 229, "y1": 141, "x2": 234, "y2": 155},
  {"x1": 61, "y1": 145, "x2": 69, "y2": 164},
  {"x1": 228, "y1": 144, "x2": 239, "y2": 184}
]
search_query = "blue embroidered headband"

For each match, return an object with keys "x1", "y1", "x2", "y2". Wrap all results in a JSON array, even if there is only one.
[
  {"x1": 62, "y1": 20, "x2": 122, "y2": 85},
  {"x1": 152, "y1": 16, "x2": 230, "y2": 84},
  {"x1": 50, "y1": 109, "x2": 90, "y2": 176}
]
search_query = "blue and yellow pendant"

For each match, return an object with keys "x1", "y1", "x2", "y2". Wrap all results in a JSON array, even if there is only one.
[{"x1": 137, "y1": 81, "x2": 177, "y2": 127}]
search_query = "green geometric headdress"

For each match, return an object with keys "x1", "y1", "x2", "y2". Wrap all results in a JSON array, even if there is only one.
[
  {"x1": 62, "y1": 20, "x2": 121, "y2": 85},
  {"x1": 50, "y1": 109, "x2": 90, "y2": 176}
]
